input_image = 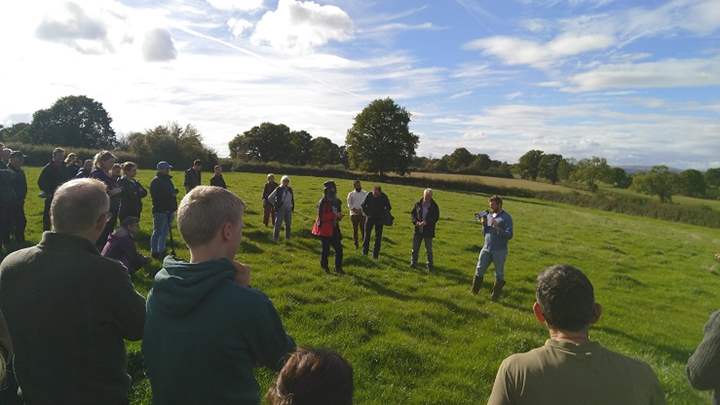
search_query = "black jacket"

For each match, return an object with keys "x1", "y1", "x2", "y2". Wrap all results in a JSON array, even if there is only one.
[
  {"x1": 118, "y1": 176, "x2": 148, "y2": 219},
  {"x1": 0, "y1": 232, "x2": 145, "y2": 404},
  {"x1": 150, "y1": 173, "x2": 178, "y2": 213},
  {"x1": 361, "y1": 192, "x2": 392, "y2": 219},
  {"x1": 9, "y1": 166, "x2": 27, "y2": 201},
  {"x1": 210, "y1": 174, "x2": 227, "y2": 189},
  {"x1": 184, "y1": 168, "x2": 201, "y2": 192},
  {"x1": 411, "y1": 199, "x2": 440, "y2": 238},
  {"x1": 38, "y1": 161, "x2": 69, "y2": 197}
]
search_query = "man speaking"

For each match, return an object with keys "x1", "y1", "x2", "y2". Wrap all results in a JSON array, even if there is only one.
[{"x1": 472, "y1": 195, "x2": 513, "y2": 300}]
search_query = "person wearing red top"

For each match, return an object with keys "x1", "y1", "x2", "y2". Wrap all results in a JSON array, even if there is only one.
[{"x1": 312, "y1": 181, "x2": 344, "y2": 274}]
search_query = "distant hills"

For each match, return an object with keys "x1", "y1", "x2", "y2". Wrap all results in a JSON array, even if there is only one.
[{"x1": 620, "y1": 165, "x2": 683, "y2": 174}]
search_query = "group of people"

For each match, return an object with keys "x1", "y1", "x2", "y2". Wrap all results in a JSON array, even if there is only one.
[{"x1": 0, "y1": 148, "x2": 719, "y2": 404}]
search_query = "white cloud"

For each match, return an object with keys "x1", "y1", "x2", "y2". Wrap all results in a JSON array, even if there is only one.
[
  {"x1": 35, "y1": 2, "x2": 112, "y2": 54},
  {"x1": 521, "y1": 18, "x2": 549, "y2": 33},
  {"x1": 465, "y1": 33, "x2": 614, "y2": 68},
  {"x1": 362, "y1": 22, "x2": 443, "y2": 34},
  {"x1": 205, "y1": 0, "x2": 264, "y2": 12},
  {"x1": 227, "y1": 18, "x2": 253, "y2": 38},
  {"x1": 566, "y1": 56, "x2": 720, "y2": 92},
  {"x1": 142, "y1": 28, "x2": 177, "y2": 62},
  {"x1": 449, "y1": 90, "x2": 472, "y2": 99},
  {"x1": 251, "y1": 0, "x2": 353, "y2": 54}
]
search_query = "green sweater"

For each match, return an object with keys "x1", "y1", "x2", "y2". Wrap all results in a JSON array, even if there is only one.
[
  {"x1": 688, "y1": 310, "x2": 720, "y2": 405},
  {"x1": 143, "y1": 257, "x2": 295, "y2": 405}
]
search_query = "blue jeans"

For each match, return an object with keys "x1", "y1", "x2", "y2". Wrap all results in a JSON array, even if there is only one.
[
  {"x1": 151, "y1": 212, "x2": 173, "y2": 254},
  {"x1": 475, "y1": 248, "x2": 507, "y2": 281},
  {"x1": 274, "y1": 207, "x2": 292, "y2": 241}
]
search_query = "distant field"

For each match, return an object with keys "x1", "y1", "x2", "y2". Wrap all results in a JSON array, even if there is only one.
[{"x1": 9, "y1": 167, "x2": 720, "y2": 404}]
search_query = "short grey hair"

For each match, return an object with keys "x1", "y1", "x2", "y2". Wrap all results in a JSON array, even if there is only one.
[
  {"x1": 281, "y1": 175, "x2": 290, "y2": 183},
  {"x1": 177, "y1": 186, "x2": 246, "y2": 247},
  {"x1": 51, "y1": 179, "x2": 109, "y2": 234}
]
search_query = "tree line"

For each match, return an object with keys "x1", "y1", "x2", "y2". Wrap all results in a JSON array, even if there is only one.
[{"x1": 516, "y1": 149, "x2": 720, "y2": 202}]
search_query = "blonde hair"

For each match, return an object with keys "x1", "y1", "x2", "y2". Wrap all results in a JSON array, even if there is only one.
[
  {"x1": 64, "y1": 153, "x2": 78, "y2": 164},
  {"x1": 93, "y1": 150, "x2": 117, "y2": 169},
  {"x1": 177, "y1": 186, "x2": 246, "y2": 247},
  {"x1": 51, "y1": 179, "x2": 109, "y2": 234}
]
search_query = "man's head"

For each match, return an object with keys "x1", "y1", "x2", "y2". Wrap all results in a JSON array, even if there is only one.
[
  {"x1": 9, "y1": 151, "x2": 25, "y2": 168},
  {"x1": 51, "y1": 179, "x2": 110, "y2": 242},
  {"x1": 281, "y1": 175, "x2": 290, "y2": 186},
  {"x1": 177, "y1": 186, "x2": 246, "y2": 259},
  {"x1": 65, "y1": 153, "x2": 78, "y2": 165},
  {"x1": 372, "y1": 186, "x2": 381, "y2": 197},
  {"x1": 93, "y1": 150, "x2": 117, "y2": 171},
  {"x1": 122, "y1": 161, "x2": 137, "y2": 178},
  {"x1": 156, "y1": 161, "x2": 172, "y2": 175},
  {"x1": 83, "y1": 159, "x2": 93, "y2": 171},
  {"x1": 423, "y1": 188, "x2": 433, "y2": 202},
  {"x1": 353, "y1": 180, "x2": 361, "y2": 191},
  {"x1": 1, "y1": 148, "x2": 12, "y2": 162},
  {"x1": 489, "y1": 195, "x2": 503, "y2": 212},
  {"x1": 214, "y1": 165, "x2": 222, "y2": 175},
  {"x1": 267, "y1": 173, "x2": 275, "y2": 182},
  {"x1": 533, "y1": 264, "x2": 601, "y2": 334},
  {"x1": 52, "y1": 148, "x2": 65, "y2": 163},
  {"x1": 266, "y1": 348, "x2": 354, "y2": 405},
  {"x1": 111, "y1": 163, "x2": 122, "y2": 177},
  {"x1": 193, "y1": 159, "x2": 202, "y2": 171}
]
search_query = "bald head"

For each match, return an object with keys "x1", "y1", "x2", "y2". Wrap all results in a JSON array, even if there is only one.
[{"x1": 51, "y1": 179, "x2": 109, "y2": 236}]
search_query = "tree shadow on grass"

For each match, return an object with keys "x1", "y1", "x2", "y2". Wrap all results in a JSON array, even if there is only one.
[{"x1": 594, "y1": 325, "x2": 693, "y2": 364}]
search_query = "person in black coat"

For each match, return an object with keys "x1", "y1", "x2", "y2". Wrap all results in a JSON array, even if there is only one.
[
  {"x1": 90, "y1": 151, "x2": 122, "y2": 249},
  {"x1": 118, "y1": 162, "x2": 148, "y2": 222},
  {"x1": 184, "y1": 159, "x2": 202, "y2": 193},
  {"x1": 37, "y1": 148, "x2": 70, "y2": 231},
  {"x1": 410, "y1": 188, "x2": 440, "y2": 272},
  {"x1": 361, "y1": 186, "x2": 391, "y2": 259},
  {"x1": 7, "y1": 151, "x2": 27, "y2": 245},
  {"x1": 210, "y1": 165, "x2": 227, "y2": 189}
]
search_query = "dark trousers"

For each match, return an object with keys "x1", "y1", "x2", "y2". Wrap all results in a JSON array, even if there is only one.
[
  {"x1": 362, "y1": 217, "x2": 384, "y2": 258},
  {"x1": 411, "y1": 233, "x2": 434, "y2": 269},
  {"x1": 350, "y1": 214, "x2": 365, "y2": 248},
  {"x1": 263, "y1": 203, "x2": 276, "y2": 226},
  {"x1": 0, "y1": 203, "x2": 8, "y2": 247},
  {"x1": 43, "y1": 197, "x2": 53, "y2": 231},
  {"x1": 97, "y1": 207, "x2": 119, "y2": 249},
  {"x1": 7, "y1": 201, "x2": 26, "y2": 243},
  {"x1": 321, "y1": 229, "x2": 343, "y2": 270}
]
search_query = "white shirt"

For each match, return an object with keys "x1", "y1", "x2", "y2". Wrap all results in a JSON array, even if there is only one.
[{"x1": 347, "y1": 189, "x2": 368, "y2": 214}]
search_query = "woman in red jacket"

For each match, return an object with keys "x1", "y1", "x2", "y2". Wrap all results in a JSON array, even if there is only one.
[{"x1": 312, "y1": 181, "x2": 344, "y2": 274}]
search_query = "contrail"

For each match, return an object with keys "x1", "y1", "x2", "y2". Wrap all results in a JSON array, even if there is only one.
[{"x1": 172, "y1": 24, "x2": 367, "y2": 100}]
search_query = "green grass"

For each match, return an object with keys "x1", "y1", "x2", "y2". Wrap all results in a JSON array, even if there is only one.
[{"x1": 10, "y1": 167, "x2": 720, "y2": 404}]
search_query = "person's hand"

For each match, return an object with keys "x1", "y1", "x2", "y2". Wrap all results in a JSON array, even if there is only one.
[
  {"x1": 233, "y1": 261, "x2": 251, "y2": 287},
  {"x1": 480, "y1": 216, "x2": 487, "y2": 225},
  {"x1": 419, "y1": 221, "x2": 426, "y2": 227}
]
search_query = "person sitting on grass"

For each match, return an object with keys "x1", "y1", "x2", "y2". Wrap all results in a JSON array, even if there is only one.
[
  {"x1": 101, "y1": 216, "x2": 149, "y2": 275},
  {"x1": 487, "y1": 264, "x2": 665, "y2": 405},
  {"x1": 266, "y1": 348, "x2": 354, "y2": 405},
  {"x1": 210, "y1": 164, "x2": 227, "y2": 188},
  {"x1": 143, "y1": 186, "x2": 296, "y2": 405}
]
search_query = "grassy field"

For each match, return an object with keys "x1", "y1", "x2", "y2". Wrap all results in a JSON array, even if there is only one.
[{"x1": 8, "y1": 167, "x2": 720, "y2": 404}]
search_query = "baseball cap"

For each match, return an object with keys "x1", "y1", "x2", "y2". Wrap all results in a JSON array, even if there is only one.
[
  {"x1": 156, "y1": 161, "x2": 173, "y2": 170},
  {"x1": 323, "y1": 180, "x2": 336, "y2": 191}
]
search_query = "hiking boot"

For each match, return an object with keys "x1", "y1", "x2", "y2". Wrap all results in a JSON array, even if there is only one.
[
  {"x1": 335, "y1": 268, "x2": 345, "y2": 275},
  {"x1": 471, "y1": 275, "x2": 483, "y2": 295},
  {"x1": 322, "y1": 266, "x2": 330, "y2": 274},
  {"x1": 491, "y1": 280, "x2": 506, "y2": 301},
  {"x1": 410, "y1": 262, "x2": 417, "y2": 269}
]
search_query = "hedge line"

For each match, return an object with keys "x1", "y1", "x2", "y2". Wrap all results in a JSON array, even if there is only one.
[
  {"x1": 226, "y1": 160, "x2": 720, "y2": 228},
  {"x1": 4, "y1": 143, "x2": 139, "y2": 167}
]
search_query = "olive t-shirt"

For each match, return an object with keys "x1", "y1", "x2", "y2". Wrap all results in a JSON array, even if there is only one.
[{"x1": 488, "y1": 339, "x2": 666, "y2": 405}]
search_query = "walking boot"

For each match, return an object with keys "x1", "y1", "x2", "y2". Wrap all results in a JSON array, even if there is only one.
[
  {"x1": 471, "y1": 275, "x2": 483, "y2": 295},
  {"x1": 335, "y1": 267, "x2": 345, "y2": 275},
  {"x1": 491, "y1": 280, "x2": 506, "y2": 301}
]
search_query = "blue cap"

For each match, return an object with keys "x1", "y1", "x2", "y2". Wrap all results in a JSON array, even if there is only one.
[{"x1": 156, "y1": 161, "x2": 173, "y2": 170}]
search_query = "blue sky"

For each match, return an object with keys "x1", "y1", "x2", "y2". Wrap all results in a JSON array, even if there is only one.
[{"x1": 0, "y1": 0, "x2": 718, "y2": 168}]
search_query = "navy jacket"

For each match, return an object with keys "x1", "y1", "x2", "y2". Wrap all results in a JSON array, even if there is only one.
[{"x1": 150, "y1": 173, "x2": 178, "y2": 214}]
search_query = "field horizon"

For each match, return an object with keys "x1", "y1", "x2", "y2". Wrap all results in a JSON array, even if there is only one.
[{"x1": 4, "y1": 167, "x2": 720, "y2": 404}]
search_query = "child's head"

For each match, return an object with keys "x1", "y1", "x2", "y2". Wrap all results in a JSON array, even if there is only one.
[
  {"x1": 214, "y1": 165, "x2": 222, "y2": 175},
  {"x1": 111, "y1": 163, "x2": 122, "y2": 177},
  {"x1": 122, "y1": 161, "x2": 138, "y2": 178},
  {"x1": 177, "y1": 186, "x2": 245, "y2": 258},
  {"x1": 267, "y1": 348, "x2": 353, "y2": 405}
]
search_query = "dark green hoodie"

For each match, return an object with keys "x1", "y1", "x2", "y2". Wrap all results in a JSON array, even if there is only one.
[{"x1": 142, "y1": 257, "x2": 295, "y2": 405}]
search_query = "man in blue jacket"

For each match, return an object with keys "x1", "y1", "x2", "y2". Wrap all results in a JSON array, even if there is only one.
[
  {"x1": 472, "y1": 195, "x2": 513, "y2": 300},
  {"x1": 149, "y1": 161, "x2": 178, "y2": 259},
  {"x1": 143, "y1": 186, "x2": 295, "y2": 405}
]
